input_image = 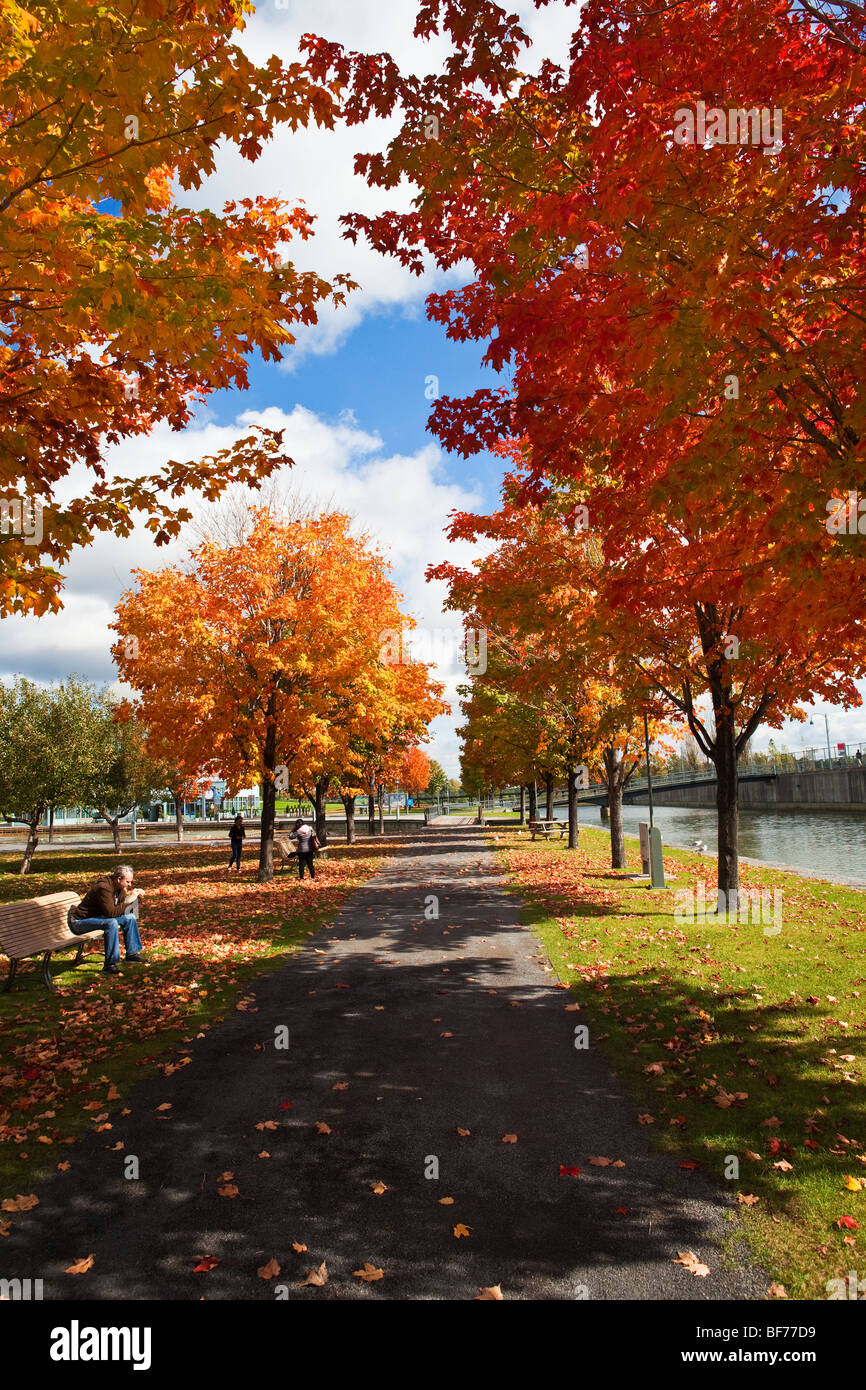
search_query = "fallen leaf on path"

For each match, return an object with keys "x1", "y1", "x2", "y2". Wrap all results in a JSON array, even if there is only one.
[
  {"x1": 768, "y1": 1282, "x2": 787, "y2": 1298},
  {"x1": 298, "y1": 1261, "x2": 328, "y2": 1287},
  {"x1": 453, "y1": 1224, "x2": 471, "y2": 1238},
  {"x1": 256, "y1": 1121, "x2": 278, "y2": 1131},
  {"x1": 438, "y1": 1197, "x2": 454, "y2": 1205},
  {"x1": 218, "y1": 1171, "x2": 234, "y2": 1182},
  {"x1": 559, "y1": 1166, "x2": 581, "y2": 1177},
  {"x1": 737, "y1": 1193, "x2": 760, "y2": 1206},
  {"x1": 615, "y1": 1207, "x2": 630, "y2": 1216},
  {"x1": 1, "y1": 1195, "x2": 38, "y2": 1212},
  {"x1": 156, "y1": 1103, "x2": 171, "y2": 1112},
  {"x1": 332, "y1": 1083, "x2": 348, "y2": 1091},
  {"x1": 674, "y1": 1251, "x2": 710, "y2": 1277},
  {"x1": 638, "y1": 1114, "x2": 655, "y2": 1125},
  {"x1": 353, "y1": 1262, "x2": 384, "y2": 1282},
  {"x1": 644, "y1": 1063, "x2": 665, "y2": 1076},
  {"x1": 315, "y1": 1121, "x2": 332, "y2": 1135},
  {"x1": 370, "y1": 1181, "x2": 387, "y2": 1195},
  {"x1": 501, "y1": 1134, "x2": 517, "y2": 1144},
  {"x1": 218, "y1": 1184, "x2": 239, "y2": 1198},
  {"x1": 292, "y1": 1242, "x2": 307, "y2": 1253},
  {"x1": 193, "y1": 1256, "x2": 219, "y2": 1273},
  {"x1": 65, "y1": 1255, "x2": 94, "y2": 1274},
  {"x1": 475, "y1": 1285, "x2": 504, "y2": 1300},
  {"x1": 678, "y1": 1160, "x2": 700, "y2": 1171},
  {"x1": 589, "y1": 1156, "x2": 613, "y2": 1166},
  {"x1": 57, "y1": 1162, "x2": 71, "y2": 1172},
  {"x1": 457, "y1": 1128, "x2": 471, "y2": 1137},
  {"x1": 258, "y1": 1151, "x2": 270, "y2": 1158},
  {"x1": 257, "y1": 1259, "x2": 281, "y2": 1280},
  {"x1": 564, "y1": 1004, "x2": 580, "y2": 1012}
]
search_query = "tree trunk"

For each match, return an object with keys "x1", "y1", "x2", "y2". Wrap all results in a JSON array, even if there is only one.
[
  {"x1": 343, "y1": 794, "x2": 356, "y2": 844},
  {"x1": 519, "y1": 784, "x2": 526, "y2": 825},
  {"x1": 605, "y1": 753, "x2": 626, "y2": 869},
  {"x1": 258, "y1": 721, "x2": 278, "y2": 882},
  {"x1": 175, "y1": 798, "x2": 184, "y2": 842},
  {"x1": 48, "y1": 805, "x2": 55, "y2": 844},
  {"x1": 377, "y1": 784, "x2": 385, "y2": 835},
  {"x1": 713, "y1": 713, "x2": 739, "y2": 910},
  {"x1": 367, "y1": 787, "x2": 376, "y2": 835},
  {"x1": 527, "y1": 780, "x2": 538, "y2": 822},
  {"x1": 314, "y1": 775, "x2": 329, "y2": 846},
  {"x1": 545, "y1": 773, "x2": 554, "y2": 822},
  {"x1": 567, "y1": 766, "x2": 579, "y2": 850},
  {"x1": 100, "y1": 807, "x2": 122, "y2": 853},
  {"x1": 19, "y1": 812, "x2": 42, "y2": 874}
]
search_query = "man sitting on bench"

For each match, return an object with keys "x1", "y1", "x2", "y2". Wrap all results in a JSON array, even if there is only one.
[{"x1": 69, "y1": 864, "x2": 147, "y2": 977}]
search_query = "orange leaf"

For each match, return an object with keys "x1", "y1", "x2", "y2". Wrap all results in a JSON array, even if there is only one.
[
  {"x1": 673, "y1": 1250, "x2": 710, "y2": 1277},
  {"x1": 298, "y1": 1261, "x2": 328, "y2": 1287},
  {"x1": 353, "y1": 1262, "x2": 384, "y2": 1282},
  {"x1": 453, "y1": 1224, "x2": 471, "y2": 1238},
  {"x1": 1, "y1": 1194, "x2": 38, "y2": 1212},
  {"x1": 257, "y1": 1258, "x2": 281, "y2": 1280},
  {"x1": 65, "y1": 1254, "x2": 95, "y2": 1275},
  {"x1": 475, "y1": 1284, "x2": 504, "y2": 1300}
]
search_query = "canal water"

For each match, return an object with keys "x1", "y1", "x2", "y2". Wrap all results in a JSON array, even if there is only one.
[{"x1": 568, "y1": 802, "x2": 866, "y2": 888}]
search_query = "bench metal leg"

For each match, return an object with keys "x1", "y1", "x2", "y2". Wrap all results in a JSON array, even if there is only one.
[
  {"x1": 3, "y1": 958, "x2": 19, "y2": 993},
  {"x1": 72, "y1": 942, "x2": 87, "y2": 967},
  {"x1": 41, "y1": 950, "x2": 59, "y2": 993}
]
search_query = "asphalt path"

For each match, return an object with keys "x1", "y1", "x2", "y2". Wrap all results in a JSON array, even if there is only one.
[{"x1": 2, "y1": 828, "x2": 765, "y2": 1300}]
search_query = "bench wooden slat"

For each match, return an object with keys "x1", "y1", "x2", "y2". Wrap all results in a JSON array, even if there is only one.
[{"x1": 0, "y1": 893, "x2": 102, "y2": 960}]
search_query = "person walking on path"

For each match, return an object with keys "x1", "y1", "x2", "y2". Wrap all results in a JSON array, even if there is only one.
[
  {"x1": 229, "y1": 814, "x2": 245, "y2": 872},
  {"x1": 290, "y1": 818, "x2": 318, "y2": 880},
  {"x1": 69, "y1": 865, "x2": 146, "y2": 976}
]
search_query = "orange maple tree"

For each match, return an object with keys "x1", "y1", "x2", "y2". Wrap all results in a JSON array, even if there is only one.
[
  {"x1": 113, "y1": 509, "x2": 445, "y2": 878},
  {"x1": 0, "y1": 0, "x2": 354, "y2": 615}
]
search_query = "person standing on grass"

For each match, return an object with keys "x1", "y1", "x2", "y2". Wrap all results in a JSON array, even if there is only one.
[
  {"x1": 69, "y1": 864, "x2": 146, "y2": 977},
  {"x1": 290, "y1": 817, "x2": 318, "y2": 880},
  {"x1": 229, "y1": 813, "x2": 245, "y2": 872}
]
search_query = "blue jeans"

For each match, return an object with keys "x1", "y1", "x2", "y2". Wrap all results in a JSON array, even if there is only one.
[
  {"x1": 72, "y1": 913, "x2": 142, "y2": 967},
  {"x1": 229, "y1": 842, "x2": 242, "y2": 868}
]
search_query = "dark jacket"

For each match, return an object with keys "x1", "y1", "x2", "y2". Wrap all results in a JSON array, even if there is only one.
[
  {"x1": 229, "y1": 822, "x2": 245, "y2": 845},
  {"x1": 72, "y1": 875, "x2": 130, "y2": 921}
]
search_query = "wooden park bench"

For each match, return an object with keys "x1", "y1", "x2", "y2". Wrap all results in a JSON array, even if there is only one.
[
  {"x1": 0, "y1": 891, "x2": 103, "y2": 993},
  {"x1": 528, "y1": 820, "x2": 567, "y2": 842}
]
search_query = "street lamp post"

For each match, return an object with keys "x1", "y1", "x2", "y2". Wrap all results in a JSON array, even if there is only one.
[{"x1": 810, "y1": 713, "x2": 832, "y2": 764}]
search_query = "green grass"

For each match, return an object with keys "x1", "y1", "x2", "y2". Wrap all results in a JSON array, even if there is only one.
[{"x1": 496, "y1": 825, "x2": 866, "y2": 1300}]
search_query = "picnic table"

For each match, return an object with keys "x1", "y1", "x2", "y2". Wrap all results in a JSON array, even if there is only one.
[{"x1": 527, "y1": 820, "x2": 567, "y2": 841}]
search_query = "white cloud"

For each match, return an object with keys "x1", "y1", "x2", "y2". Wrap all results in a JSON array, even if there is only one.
[
  {"x1": 168, "y1": 0, "x2": 587, "y2": 364},
  {"x1": 1, "y1": 405, "x2": 488, "y2": 775}
]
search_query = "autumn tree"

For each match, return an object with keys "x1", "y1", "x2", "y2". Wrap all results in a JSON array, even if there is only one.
[
  {"x1": 0, "y1": 675, "x2": 100, "y2": 871},
  {"x1": 113, "y1": 509, "x2": 442, "y2": 879},
  {"x1": 309, "y1": 0, "x2": 866, "y2": 900},
  {"x1": 90, "y1": 697, "x2": 164, "y2": 852},
  {"x1": 399, "y1": 746, "x2": 431, "y2": 798},
  {"x1": 0, "y1": 0, "x2": 354, "y2": 615}
]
